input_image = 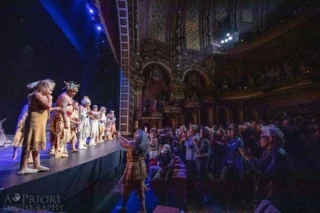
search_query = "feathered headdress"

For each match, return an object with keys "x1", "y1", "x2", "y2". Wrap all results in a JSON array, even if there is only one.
[
  {"x1": 63, "y1": 81, "x2": 80, "y2": 91},
  {"x1": 26, "y1": 81, "x2": 40, "y2": 90}
]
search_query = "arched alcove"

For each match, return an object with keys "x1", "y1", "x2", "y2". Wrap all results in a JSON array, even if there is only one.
[
  {"x1": 183, "y1": 70, "x2": 209, "y2": 100},
  {"x1": 141, "y1": 63, "x2": 172, "y2": 113}
]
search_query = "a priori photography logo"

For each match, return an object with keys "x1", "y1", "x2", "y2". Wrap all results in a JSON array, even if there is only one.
[{"x1": 3, "y1": 193, "x2": 63, "y2": 211}]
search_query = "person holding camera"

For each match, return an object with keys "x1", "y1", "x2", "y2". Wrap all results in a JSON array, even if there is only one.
[{"x1": 221, "y1": 124, "x2": 245, "y2": 180}]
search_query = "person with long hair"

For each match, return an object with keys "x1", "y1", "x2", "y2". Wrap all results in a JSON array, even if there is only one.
[
  {"x1": 18, "y1": 79, "x2": 60, "y2": 175},
  {"x1": 116, "y1": 129, "x2": 149, "y2": 213},
  {"x1": 194, "y1": 127, "x2": 211, "y2": 204}
]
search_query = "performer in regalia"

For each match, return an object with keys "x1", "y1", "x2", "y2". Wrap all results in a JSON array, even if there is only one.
[
  {"x1": 69, "y1": 101, "x2": 80, "y2": 152},
  {"x1": 18, "y1": 79, "x2": 58, "y2": 175},
  {"x1": 78, "y1": 96, "x2": 92, "y2": 149},
  {"x1": 89, "y1": 105, "x2": 101, "y2": 145},
  {"x1": 97, "y1": 106, "x2": 107, "y2": 142},
  {"x1": 109, "y1": 110, "x2": 117, "y2": 139},
  {"x1": 50, "y1": 81, "x2": 79, "y2": 158},
  {"x1": 105, "y1": 121, "x2": 112, "y2": 140},
  {"x1": 116, "y1": 129, "x2": 149, "y2": 213}
]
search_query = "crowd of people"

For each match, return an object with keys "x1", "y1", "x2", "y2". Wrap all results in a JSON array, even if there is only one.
[
  {"x1": 11, "y1": 79, "x2": 117, "y2": 175},
  {"x1": 142, "y1": 114, "x2": 320, "y2": 212},
  {"x1": 216, "y1": 50, "x2": 320, "y2": 93}
]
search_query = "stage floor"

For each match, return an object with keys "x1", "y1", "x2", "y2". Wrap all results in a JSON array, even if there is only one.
[{"x1": 0, "y1": 139, "x2": 120, "y2": 190}]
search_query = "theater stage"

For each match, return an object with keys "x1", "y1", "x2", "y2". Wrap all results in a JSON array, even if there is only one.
[{"x1": 0, "y1": 139, "x2": 125, "y2": 212}]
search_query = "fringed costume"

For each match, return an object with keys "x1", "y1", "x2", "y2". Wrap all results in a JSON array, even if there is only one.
[
  {"x1": 97, "y1": 107, "x2": 107, "y2": 142},
  {"x1": 78, "y1": 96, "x2": 91, "y2": 149},
  {"x1": 118, "y1": 129, "x2": 150, "y2": 213},
  {"x1": 50, "y1": 82, "x2": 79, "y2": 158}
]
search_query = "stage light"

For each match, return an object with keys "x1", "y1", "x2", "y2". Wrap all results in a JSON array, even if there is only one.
[
  {"x1": 97, "y1": 25, "x2": 102, "y2": 31},
  {"x1": 225, "y1": 39, "x2": 228, "y2": 42},
  {"x1": 227, "y1": 33, "x2": 230, "y2": 36},
  {"x1": 102, "y1": 40, "x2": 105, "y2": 43},
  {"x1": 89, "y1": 9, "x2": 94, "y2": 14},
  {"x1": 221, "y1": 40, "x2": 224, "y2": 44},
  {"x1": 228, "y1": 36, "x2": 233, "y2": 40}
]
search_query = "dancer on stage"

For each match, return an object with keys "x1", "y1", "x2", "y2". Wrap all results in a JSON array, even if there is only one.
[
  {"x1": 18, "y1": 79, "x2": 57, "y2": 175},
  {"x1": 105, "y1": 121, "x2": 112, "y2": 140},
  {"x1": 97, "y1": 106, "x2": 107, "y2": 142},
  {"x1": 109, "y1": 110, "x2": 117, "y2": 139},
  {"x1": 89, "y1": 105, "x2": 100, "y2": 146},
  {"x1": 50, "y1": 81, "x2": 79, "y2": 158},
  {"x1": 116, "y1": 129, "x2": 149, "y2": 213},
  {"x1": 78, "y1": 96, "x2": 92, "y2": 149},
  {"x1": 69, "y1": 101, "x2": 80, "y2": 152}
]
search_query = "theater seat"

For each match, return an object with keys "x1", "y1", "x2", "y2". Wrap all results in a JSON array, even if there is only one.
[
  {"x1": 153, "y1": 205, "x2": 180, "y2": 213},
  {"x1": 173, "y1": 168, "x2": 186, "y2": 173},
  {"x1": 174, "y1": 164, "x2": 186, "y2": 169}
]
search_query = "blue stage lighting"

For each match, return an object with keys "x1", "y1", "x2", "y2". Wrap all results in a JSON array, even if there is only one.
[
  {"x1": 97, "y1": 26, "x2": 102, "y2": 31},
  {"x1": 89, "y1": 9, "x2": 94, "y2": 14}
]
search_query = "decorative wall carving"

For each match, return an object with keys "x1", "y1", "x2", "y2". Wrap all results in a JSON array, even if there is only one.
[
  {"x1": 185, "y1": 0, "x2": 201, "y2": 50},
  {"x1": 120, "y1": 0, "x2": 317, "y2": 132},
  {"x1": 147, "y1": 0, "x2": 169, "y2": 42},
  {"x1": 141, "y1": 39, "x2": 173, "y2": 66},
  {"x1": 242, "y1": 0, "x2": 255, "y2": 23},
  {"x1": 215, "y1": 0, "x2": 228, "y2": 21}
]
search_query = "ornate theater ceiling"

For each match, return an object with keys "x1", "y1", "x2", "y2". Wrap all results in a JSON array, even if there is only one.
[{"x1": 95, "y1": 0, "x2": 319, "y2": 134}]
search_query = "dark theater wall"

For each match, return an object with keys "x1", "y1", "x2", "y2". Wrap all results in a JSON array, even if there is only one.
[{"x1": 0, "y1": 0, "x2": 120, "y2": 133}]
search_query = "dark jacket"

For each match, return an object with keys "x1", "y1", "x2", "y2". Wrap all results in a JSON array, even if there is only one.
[
  {"x1": 224, "y1": 137, "x2": 246, "y2": 179},
  {"x1": 194, "y1": 138, "x2": 210, "y2": 159},
  {"x1": 248, "y1": 146, "x2": 293, "y2": 180},
  {"x1": 157, "y1": 152, "x2": 171, "y2": 168}
]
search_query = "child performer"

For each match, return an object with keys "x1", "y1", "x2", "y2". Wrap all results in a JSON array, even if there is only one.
[
  {"x1": 18, "y1": 79, "x2": 62, "y2": 175},
  {"x1": 97, "y1": 107, "x2": 107, "y2": 142}
]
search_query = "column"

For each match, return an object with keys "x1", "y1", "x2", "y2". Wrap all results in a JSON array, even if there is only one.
[
  {"x1": 207, "y1": 109, "x2": 213, "y2": 127},
  {"x1": 192, "y1": 112, "x2": 197, "y2": 124},
  {"x1": 181, "y1": 113, "x2": 185, "y2": 126},
  {"x1": 240, "y1": 109, "x2": 244, "y2": 122},
  {"x1": 135, "y1": 91, "x2": 142, "y2": 117},
  {"x1": 226, "y1": 108, "x2": 231, "y2": 124}
]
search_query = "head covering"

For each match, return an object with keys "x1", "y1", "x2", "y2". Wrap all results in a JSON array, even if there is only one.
[
  {"x1": 163, "y1": 144, "x2": 171, "y2": 153},
  {"x1": 63, "y1": 81, "x2": 80, "y2": 91},
  {"x1": 81, "y1": 96, "x2": 91, "y2": 105},
  {"x1": 100, "y1": 106, "x2": 106, "y2": 111},
  {"x1": 92, "y1": 105, "x2": 98, "y2": 109},
  {"x1": 26, "y1": 81, "x2": 40, "y2": 90}
]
